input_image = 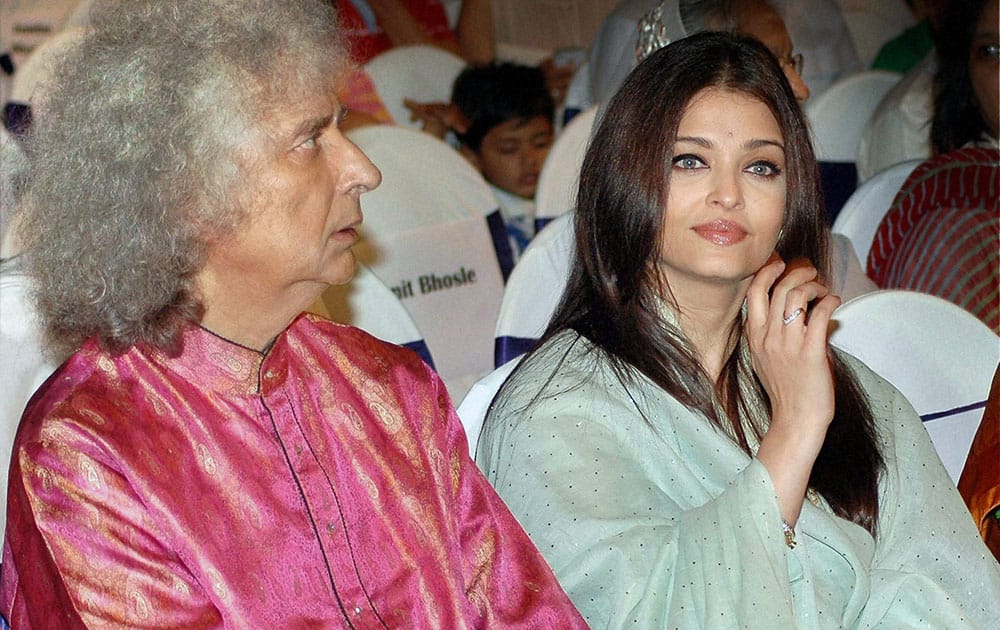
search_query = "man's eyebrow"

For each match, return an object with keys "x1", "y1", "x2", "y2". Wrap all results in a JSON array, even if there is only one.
[{"x1": 292, "y1": 114, "x2": 334, "y2": 139}]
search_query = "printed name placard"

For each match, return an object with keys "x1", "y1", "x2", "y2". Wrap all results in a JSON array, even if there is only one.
[{"x1": 355, "y1": 216, "x2": 504, "y2": 383}]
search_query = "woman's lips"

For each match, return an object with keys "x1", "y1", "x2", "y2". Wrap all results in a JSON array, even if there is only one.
[{"x1": 692, "y1": 219, "x2": 748, "y2": 245}]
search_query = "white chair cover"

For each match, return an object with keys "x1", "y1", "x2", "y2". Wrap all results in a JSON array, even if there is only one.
[
  {"x1": 455, "y1": 356, "x2": 521, "y2": 457},
  {"x1": 831, "y1": 158, "x2": 922, "y2": 264},
  {"x1": 534, "y1": 104, "x2": 597, "y2": 228},
  {"x1": 1, "y1": 261, "x2": 64, "y2": 538},
  {"x1": 363, "y1": 44, "x2": 466, "y2": 129},
  {"x1": 830, "y1": 290, "x2": 1000, "y2": 482},
  {"x1": 493, "y1": 212, "x2": 574, "y2": 366},
  {"x1": 805, "y1": 69, "x2": 901, "y2": 162},
  {"x1": 347, "y1": 125, "x2": 510, "y2": 401},
  {"x1": 308, "y1": 262, "x2": 433, "y2": 367}
]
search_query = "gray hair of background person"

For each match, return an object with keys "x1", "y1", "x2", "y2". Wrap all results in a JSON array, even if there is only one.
[{"x1": 15, "y1": 0, "x2": 348, "y2": 357}]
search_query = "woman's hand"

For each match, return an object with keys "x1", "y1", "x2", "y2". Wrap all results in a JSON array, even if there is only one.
[{"x1": 745, "y1": 255, "x2": 841, "y2": 526}]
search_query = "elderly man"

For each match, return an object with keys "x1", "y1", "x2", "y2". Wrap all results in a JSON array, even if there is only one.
[{"x1": 0, "y1": 1, "x2": 585, "y2": 626}]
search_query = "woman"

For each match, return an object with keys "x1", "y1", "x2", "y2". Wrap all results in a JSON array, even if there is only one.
[
  {"x1": 0, "y1": 1, "x2": 586, "y2": 626},
  {"x1": 477, "y1": 32, "x2": 1000, "y2": 627},
  {"x1": 931, "y1": 0, "x2": 998, "y2": 154}
]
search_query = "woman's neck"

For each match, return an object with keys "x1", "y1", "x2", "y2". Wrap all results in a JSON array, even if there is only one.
[{"x1": 666, "y1": 280, "x2": 748, "y2": 382}]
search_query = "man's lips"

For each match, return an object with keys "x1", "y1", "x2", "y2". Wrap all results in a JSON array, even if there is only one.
[{"x1": 692, "y1": 219, "x2": 748, "y2": 245}]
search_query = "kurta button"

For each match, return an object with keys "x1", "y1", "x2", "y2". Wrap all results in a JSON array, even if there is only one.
[
  {"x1": 354, "y1": 606, "x2": 362, "y2": 615},
  {"x1": 265, "y1": 369, "x2": 275, "y2": 379},
  {"x1": 326, "y1": 523, "x2": 336, "y2": 533}
]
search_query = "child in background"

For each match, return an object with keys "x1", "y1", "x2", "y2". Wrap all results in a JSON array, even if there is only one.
[
  {"x1": 408, "y1": 63, "x2": 555, "y2": 254},
  {"x1": 452, "y1": 63, "x2": 555, "y2": 253}
]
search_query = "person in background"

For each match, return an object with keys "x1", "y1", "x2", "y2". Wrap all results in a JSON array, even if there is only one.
[
  {"x1": 772, "y1": 0, "x2": 862, "y2": 98},
  {"x1": 451, "y1": 63, "x2": 555, "y2": 254},
  {"x1": 590, "y1": 0, "x2": 810, "y2": 107},
  {"x1": 931, "y1": 0, "x2": 999, "y2": 154},
  {"x1": 0, "y1": 1, "x2": 587, "y2": 626},
  {"x1": 404, "y1": 62, "x2": 555, "y2": 254},
  {"x1": 871, "y1": 0, "x2": 945, "y2": 74},
  {"x1": 335, "y1": 0, "x2": 494, "y2": 128},
  {"x1": 476, "y1": 31, "x2": 1000, "y2": 628}
]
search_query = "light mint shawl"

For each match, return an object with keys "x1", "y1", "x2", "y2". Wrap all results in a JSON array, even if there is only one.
[{"x1": 477, "y1": 331, "x2": 1000, "y2": 628}]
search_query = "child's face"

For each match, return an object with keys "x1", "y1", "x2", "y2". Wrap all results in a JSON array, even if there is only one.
[{"x1": 473, "y1": 116, "x2": 554, "y2": 199}]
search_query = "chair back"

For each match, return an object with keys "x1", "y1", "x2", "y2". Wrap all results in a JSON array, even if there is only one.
[
  {"x1": 308, "y1": 262, "x2": 434, "y2": 368},
  {"x1": 456, "y1": 357, "x2": 521, "y2": 456},
  {"x1": 830, "y1": 290, "x2": 1000, "y2": 482},
  {"x1": 806, "y1": 70, "x2": 901, "y2": 221},
  {"x1": 347, "y1": 125, "x2": 510, "y2": 400},
  {"x1": 363, "y1": 44, "x2": 466, "y2": 129},
  {"x1": 494, "y1": 213, "x2": 575, "y2": 366},
  {"x1": 806, "y1": 70, "x2": 901, "y2": 162},
  {"x1": 831, "y1": 158, "x2": 921, "y2": 264},
  {"x1": 534, "y1": 105, "x2": 598, "y2": 231}
]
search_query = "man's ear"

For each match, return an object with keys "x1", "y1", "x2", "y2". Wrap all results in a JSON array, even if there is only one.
[{"x1": 458, "y1": 144, "x2": 482, "y2": 171}]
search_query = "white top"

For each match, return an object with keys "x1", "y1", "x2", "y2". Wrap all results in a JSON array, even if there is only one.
[{"x1": 856, "y1": 52, "x2": 934, "y2": 181}]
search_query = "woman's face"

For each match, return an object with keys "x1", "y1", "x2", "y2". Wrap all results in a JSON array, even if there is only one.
[
  {"x1": 658, "y1": 87, "x2": 787, "y2": 298},
  {"x1": 970, "y1": 0, "x2": 999, "y2": 139},
  {"x1": 199, "y1": 91, "x2": 382, "y2": 307}
]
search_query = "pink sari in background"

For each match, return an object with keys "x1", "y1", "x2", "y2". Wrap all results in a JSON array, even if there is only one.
[{"x1": 1, "y1": 314, "x2": 585, "y2": 628}]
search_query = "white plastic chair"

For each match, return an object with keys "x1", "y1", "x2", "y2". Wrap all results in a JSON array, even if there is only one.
[
  {"x1": 308, "y1": 262, "x2": 434, "y2": 368},
  {"x1": 805, "y1": 70, "x2": 901, "y2": 162},
  {"x1": 534, "y1": 104, "x2": 598, "y2": 228},
  {"x1": 830, "y1": 290, "x2": 1000, "y2": 482},
  {"x1": 456, "y1": 356, "x2": 521, "y2": 457},
  {"x1": 493, "y1": 213, "x2": 574, "y2": 366},
  {"x1": 363, "y1": 44, "x2": 466, "y2": 129},
  {"x1": 347, "y1": 125, "x2": 509, "y2": 401},
  {"x1": 831, "y1": 159, "x2": 922, "y2": 265}
]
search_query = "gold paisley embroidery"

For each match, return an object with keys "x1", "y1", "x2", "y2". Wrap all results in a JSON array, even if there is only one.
[{"x1": 197, "y1": 443, "x2": 217, "y2": 476}]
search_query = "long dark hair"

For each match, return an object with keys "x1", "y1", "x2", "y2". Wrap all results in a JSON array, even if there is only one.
[
  {"x1": 931, "y1": 0, "x2": 993, "y2": 153},
  {"x1": 495, "y1": 32, "x2": 884, "y2": 535}
]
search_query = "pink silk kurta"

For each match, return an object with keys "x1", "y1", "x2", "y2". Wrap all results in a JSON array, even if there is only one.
[{"x1": 1, "y1": 314, "x2": 586, "y2": 628}]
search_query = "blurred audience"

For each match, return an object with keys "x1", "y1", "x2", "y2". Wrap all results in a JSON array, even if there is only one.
[
  {"x1": 591, "y1": 0, "x2": 810, "y2": 107},
  {"x1": 772, "y1": 0, "x2": 862, "y2": 98},
  {"x1": 335, "y1": 0, "x2": 494, "y2": 128},
  {"x1": 832, "y1": 0, "x2": 917, "y2": 66},
  {"x1": 871, "y1": 0, "x2": 945, "y2": 73},
  {"x1": 856, "y1": 52, "x2": 934, "y2": 181},
  {"x1": 931, "y1": 0, "x2": 999, "y2": 154}
]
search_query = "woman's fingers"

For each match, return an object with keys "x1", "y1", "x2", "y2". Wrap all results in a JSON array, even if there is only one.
[{"x1": 746, "y1": 256, "x2": 786, "y2": 333}]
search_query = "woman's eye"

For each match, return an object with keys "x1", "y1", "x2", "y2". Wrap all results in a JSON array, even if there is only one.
[
  {"x1": 747, "y1": 161, "x2": 782, "y2": 177},
  {"x1": 672, "y1": 154, "x2": 704, "y2": 170},
  {"x1": 974, "y1": 43, "x2": 1000, "y2": 61}
]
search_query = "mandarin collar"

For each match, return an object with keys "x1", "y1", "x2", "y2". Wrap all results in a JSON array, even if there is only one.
[{"x1": 150, "y1": 322, "x2": 292, "y2": 396}]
